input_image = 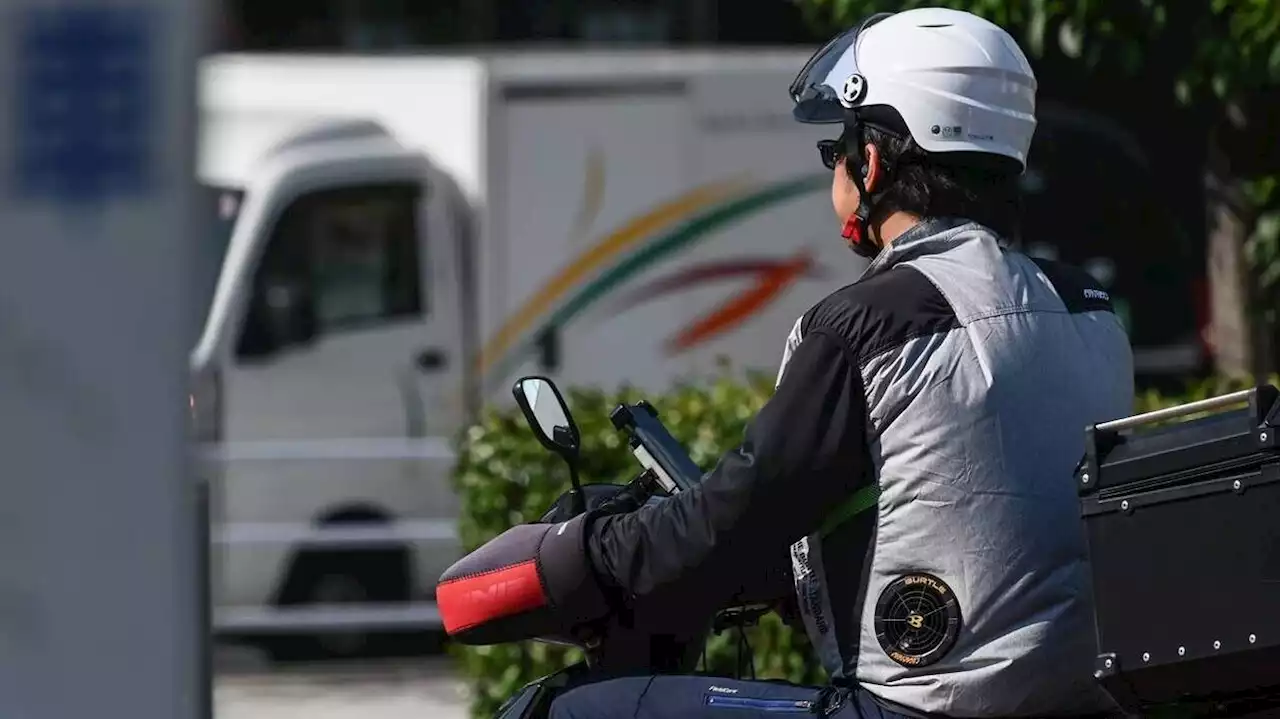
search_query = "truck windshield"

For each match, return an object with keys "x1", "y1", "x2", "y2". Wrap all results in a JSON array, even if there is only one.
[{"x1": 196, "y1": 184, "x2": 245, "y2": 328}]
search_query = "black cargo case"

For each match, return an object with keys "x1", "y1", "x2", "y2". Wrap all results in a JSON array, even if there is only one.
[{"x1": 1078, "y1": 385, "x2": 1280, "y2": 714}]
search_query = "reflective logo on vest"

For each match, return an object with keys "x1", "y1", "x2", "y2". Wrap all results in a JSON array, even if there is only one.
[{"x1": 791, "y1": 537, "x2": 829, "y2": 635}]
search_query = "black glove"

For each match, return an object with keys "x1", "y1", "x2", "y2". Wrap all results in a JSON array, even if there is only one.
[{"x1": 540, "y1": 483, "x2": 633, "y2": 524}]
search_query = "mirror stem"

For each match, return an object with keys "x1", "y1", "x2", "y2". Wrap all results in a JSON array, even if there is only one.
[{"x1": 569, "y1": 464, "x2": 586, "y2": 517}]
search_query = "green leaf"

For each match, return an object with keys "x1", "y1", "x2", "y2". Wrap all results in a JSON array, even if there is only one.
[
  {"x1": 1026, "y1": 0, "x2": 1048, "y2": 57},
  {"x1": 1174, "y1": 79, "x2": 1192, "y2": 105},
  {"x1": 1211, "y1": 73, "x2": 1229, "y2": 99},
  {"x1": 1057, "y1": 18, "x2": 1083, "y2": 59}
]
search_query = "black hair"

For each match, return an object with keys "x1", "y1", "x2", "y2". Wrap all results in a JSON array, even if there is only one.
[{"x1": 846, "y1": 120, "x2": 1024, "y2": 241}]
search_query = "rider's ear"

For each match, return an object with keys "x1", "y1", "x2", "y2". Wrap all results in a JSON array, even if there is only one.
[{"x1": 862, "y1": 142, "x2": 881, "y2": 192}]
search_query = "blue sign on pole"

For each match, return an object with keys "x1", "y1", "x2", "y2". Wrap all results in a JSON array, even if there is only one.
[{"x1": 11, "y1": 6, "x2": 155, "y2": 205}]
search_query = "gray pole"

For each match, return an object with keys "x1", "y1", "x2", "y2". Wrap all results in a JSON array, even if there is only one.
[{"x1": 0, "y1": 0, "x2": 206, "y2": 717}]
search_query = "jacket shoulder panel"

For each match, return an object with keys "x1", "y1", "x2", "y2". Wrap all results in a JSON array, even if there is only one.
[
  {"x1": 802, "y1": 266, "x2": 959, "y2": 366},
  {"x1": 1028, "y1": 257, "x2": 1115, "y2": 314}
]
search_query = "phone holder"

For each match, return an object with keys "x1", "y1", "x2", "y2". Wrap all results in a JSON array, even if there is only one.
[{"x1": 609, "y1": 400, "x2": 702, "y2": 494}]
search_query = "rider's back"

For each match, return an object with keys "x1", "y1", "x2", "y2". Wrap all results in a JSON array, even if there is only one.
[{"x1": 786, "y1": 219, "x2": 1133, "y2": 717}]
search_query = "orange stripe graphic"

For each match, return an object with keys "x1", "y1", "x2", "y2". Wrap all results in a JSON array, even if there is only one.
[{"x1": 665, "y1": 253, "x2": 815, "y2": 354}]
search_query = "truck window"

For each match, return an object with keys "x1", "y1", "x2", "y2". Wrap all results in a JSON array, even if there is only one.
[{"x1": 236, "y1": 182, "x2": 423, "y2": 359}]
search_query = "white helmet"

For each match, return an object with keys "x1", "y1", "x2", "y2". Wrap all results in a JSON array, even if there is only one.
[{"x1": 790, "y1": 7, "x2": 1037, "y2": 169}]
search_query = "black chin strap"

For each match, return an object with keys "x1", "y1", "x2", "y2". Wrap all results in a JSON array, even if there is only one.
[{"x1": 840, "y1": 117, "x2": 883, "y2": 260}]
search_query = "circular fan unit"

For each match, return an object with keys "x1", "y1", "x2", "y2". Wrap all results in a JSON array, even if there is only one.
[{"x1": 874, "y1": 573, "x2": 962, "y2": 667}]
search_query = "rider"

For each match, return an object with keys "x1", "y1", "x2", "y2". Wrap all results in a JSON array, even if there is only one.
[{"x1": 536, "y1": 7, "x2": 1135, "y2": 718}]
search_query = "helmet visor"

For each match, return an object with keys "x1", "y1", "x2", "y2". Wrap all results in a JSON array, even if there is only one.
[{"x1": 789, "y1": 12, "x2": 893, "y2": 124}]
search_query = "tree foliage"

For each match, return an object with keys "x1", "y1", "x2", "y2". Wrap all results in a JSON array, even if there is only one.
[{"x1": 796, "y1": 0, "x2": 1280, "y2": 102}]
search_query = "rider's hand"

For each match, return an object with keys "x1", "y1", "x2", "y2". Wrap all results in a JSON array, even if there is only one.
[
  {"x1": 592, "y1": 486, "x2": 650, "y2": 516},
  {"x1": 540, "y1": 483, "x2": 632, "y2": 523}
]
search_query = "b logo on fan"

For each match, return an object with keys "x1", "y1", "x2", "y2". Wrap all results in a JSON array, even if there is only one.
[{"x1": 840, "y1": 74, "x2": 867, "y2": 107}]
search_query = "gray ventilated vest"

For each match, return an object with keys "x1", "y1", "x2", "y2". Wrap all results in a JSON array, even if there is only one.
[{"x1": 778, "y1": 219, "x2": 1133, "y2": 717}]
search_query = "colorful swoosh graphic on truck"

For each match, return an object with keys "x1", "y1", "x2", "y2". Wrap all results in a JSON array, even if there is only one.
[
  {"x1": 475, "y1": 179, "x2": 750, "y2": 371},
  {"x1": 475, "y1": 172, "x2": 828, "y2": 384},
  {"x1": 602, "y1": 253, "x2": 827, "y2": 354}
]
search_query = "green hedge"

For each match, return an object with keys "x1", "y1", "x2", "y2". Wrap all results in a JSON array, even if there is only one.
[
  {"x1": 451, "y1": 371, "x2": 1278, "y2": 718},
  {"x1": 1133, "y1": 374, "x2": 1278, "y2": 413}
]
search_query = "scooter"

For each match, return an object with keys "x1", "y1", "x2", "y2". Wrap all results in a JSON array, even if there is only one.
[{"x1": 455, "y1": 377, "x2": 1280, "y2": 719}]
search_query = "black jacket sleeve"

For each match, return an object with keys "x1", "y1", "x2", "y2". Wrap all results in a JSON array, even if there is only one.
[{"x1": 584, "y1": 328, "x2": 874, "y2": 623}]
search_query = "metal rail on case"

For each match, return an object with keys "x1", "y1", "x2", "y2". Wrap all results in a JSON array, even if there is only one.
[{"x1": 1095, "y1": 388, "x2": 1256, "y2": 433}]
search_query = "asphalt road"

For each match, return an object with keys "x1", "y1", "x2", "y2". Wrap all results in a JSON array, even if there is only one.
[{"x1": 214, "y1": 649, "x2": 470, "y2": 719}]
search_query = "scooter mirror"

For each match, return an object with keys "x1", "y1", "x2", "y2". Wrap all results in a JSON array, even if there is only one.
[
  {"x1": 513, "y1": 376, "x2": 579, "y2": 458},
  {"x1": 513, "y1": 376, "x2": 586, "y2": 516}
]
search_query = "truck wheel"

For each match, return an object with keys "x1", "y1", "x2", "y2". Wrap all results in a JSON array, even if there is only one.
[{"x1": 266, "y1": 516, "x2": 413, "y2": 662}]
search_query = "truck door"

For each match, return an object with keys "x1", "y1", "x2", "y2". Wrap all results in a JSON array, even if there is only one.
[{"x1": 214, "y1": 166, "x2": 464, "y2": 629}]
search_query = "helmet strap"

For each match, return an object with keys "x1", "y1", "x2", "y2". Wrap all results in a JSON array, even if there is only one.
[
  {"x1": 840, "y1": 116, "x2": 882, "y2": 259},
  {"x1": 842, "y1": 200, "x2": 878, "y2": 260}
]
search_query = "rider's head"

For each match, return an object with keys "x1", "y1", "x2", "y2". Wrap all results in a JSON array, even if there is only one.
[{"x1": 791, "y1": 8, "x2": 1037, "y2": 258}]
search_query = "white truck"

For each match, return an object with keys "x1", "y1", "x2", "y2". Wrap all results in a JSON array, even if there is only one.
[{"x1": 192, "y1": 50, "x2": 1201, "y2": 658}]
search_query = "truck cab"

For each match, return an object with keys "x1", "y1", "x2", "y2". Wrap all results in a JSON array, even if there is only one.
[{"x1": 192, "y1": 116, "x2": 471, "y2": 656}]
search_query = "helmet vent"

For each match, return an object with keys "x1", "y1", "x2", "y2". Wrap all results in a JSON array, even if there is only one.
[{"x1": 917, "y1": 23, "x2": 952, "y2": 28}]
